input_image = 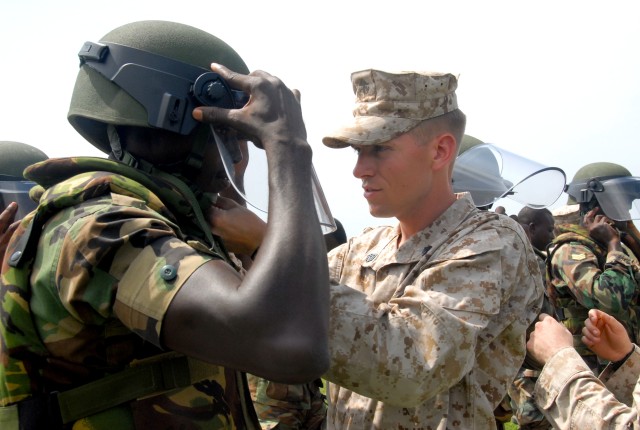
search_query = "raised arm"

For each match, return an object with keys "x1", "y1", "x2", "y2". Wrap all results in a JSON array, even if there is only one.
[{"x1": 161, "y1": 66, "x2": 329, "y2": 383}]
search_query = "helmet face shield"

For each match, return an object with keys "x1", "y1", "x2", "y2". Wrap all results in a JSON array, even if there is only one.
[
  {"x1": 212, "y1": 129, "x2": 337, "y2": 234},
  {"x1": 453, "y1": 143, "x2": 566, "y2": 208},
  {"x1": 0, "y1": 180, "x2": 38, "y2": 219},
  {"x1": 567, "y1": 176, "x2": 640, "y2": 221}
]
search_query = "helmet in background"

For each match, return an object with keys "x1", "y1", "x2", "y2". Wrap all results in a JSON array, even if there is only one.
[
  {"x1": 565, "y1": 162, "x2": 639, "y2": 221},
  {"x1": 0, "y1": 141, "x2": 48, "y2": 218}
]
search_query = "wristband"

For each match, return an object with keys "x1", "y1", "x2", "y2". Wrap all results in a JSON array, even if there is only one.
[{"x1": 611, "y1": 345, "x2": 635, "y2": 371}]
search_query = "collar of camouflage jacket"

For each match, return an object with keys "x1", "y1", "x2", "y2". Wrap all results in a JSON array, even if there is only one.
[{"x1": 23, "y1": 157, "x2": 224, "y2": 256}]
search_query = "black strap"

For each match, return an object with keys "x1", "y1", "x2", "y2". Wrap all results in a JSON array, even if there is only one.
[{"x1": 17, "y1": 392, "x2": 63, "y2": 430}]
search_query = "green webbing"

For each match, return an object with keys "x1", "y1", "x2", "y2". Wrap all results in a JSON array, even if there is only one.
[{"x1": 57, "y1": 355, "x2": 190, "y2": 424}]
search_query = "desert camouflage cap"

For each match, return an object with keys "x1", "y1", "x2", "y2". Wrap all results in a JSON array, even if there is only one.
[{"x1": 322, "y1": 69, "x2": 458, "y2": 148}]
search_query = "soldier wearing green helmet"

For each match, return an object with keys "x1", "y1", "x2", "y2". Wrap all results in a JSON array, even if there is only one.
[
  {"x1": 547, "y1": 162, "x2": 640, "y2": 375},
  {"x1": 452, "y1": 134, "x2": 566, "y2": 211},
  {"x1": 0, "y1": 20, "x2": 330, "y2": 430},
  {"x1": 0, "y1": 141, "x2": 48, "y2": 219}
]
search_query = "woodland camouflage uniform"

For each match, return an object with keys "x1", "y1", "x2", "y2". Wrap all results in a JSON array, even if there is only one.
[
  {"x1": 0, "y1": 20, "x2": 264, "y2": 430},
  {"x1": 547, "y1": 223, "x2": 640, "y2": 372},
  {"x1": 547, "y1": 162, "x2": 640, "y2": 375},
  {"x1": 0, "y1": 157, "x2": 259, "y2": 429}
]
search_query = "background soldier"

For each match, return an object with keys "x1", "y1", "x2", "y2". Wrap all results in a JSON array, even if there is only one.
[
  {"x1": 0, "y1": 141, "x2": 48, "y2": 219},
  {"x1": 547, "y1": 162, "x2": 640, "y2": 373}
]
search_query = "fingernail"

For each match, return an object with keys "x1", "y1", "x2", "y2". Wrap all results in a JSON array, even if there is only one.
[{"x1": 192, "y1": 109, "x2": 202, "y2": 121}]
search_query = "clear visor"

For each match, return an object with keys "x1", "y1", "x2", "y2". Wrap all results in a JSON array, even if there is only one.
[
  {"x1": 0, "y1": 180, "x2": 38, "y2": 220},
  {"x1": 453, "y1": 143, "x2": 566, "y2": 208},
  {"x1": 593, "y1": 177, "x2": 640, "y2": 221},
  {"x1": 212, "y1": 129, "x2": 336, "y2": 234}
]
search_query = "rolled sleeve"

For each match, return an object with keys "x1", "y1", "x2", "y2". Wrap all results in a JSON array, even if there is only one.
[{"x1": 114, "y1": 236, "x2": 212, "y2": 348}]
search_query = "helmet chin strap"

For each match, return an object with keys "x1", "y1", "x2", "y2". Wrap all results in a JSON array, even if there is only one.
[{"x1": 107, "y1": 124, "x2": 218, "y2": 210}]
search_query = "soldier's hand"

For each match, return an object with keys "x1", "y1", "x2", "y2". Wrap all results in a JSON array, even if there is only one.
[
  {"x1": 582, "y1": 309, "x2": 633, "y2": 362},
  {"x1": 526, "y1": 313, "x2": 573, "y2": 365},
  {"x1": 207, "y1": 196, "x2": 266, "y2": 256},
  {"x1": 0, "y1": 202, "x2": 19, "y2": 262},
  {"x1": 193, "y1": 64, "x2": 307, "y2": 151},
  {"x1": 583, "y1": 208, "x2": 620, "y2": 247}
]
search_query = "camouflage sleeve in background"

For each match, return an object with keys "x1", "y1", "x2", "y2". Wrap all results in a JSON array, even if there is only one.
[
  {"x1": 246, "y1": 375, "x2": 326, "y2": 430},
  {"x1": 550, "y1": 242, "x2": 640, "y2": 316},
  {"x1": 535, "y1": 345, "x2": 640, "y2": 429}
]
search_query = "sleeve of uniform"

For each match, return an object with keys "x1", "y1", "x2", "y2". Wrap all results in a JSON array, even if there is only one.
[
  {"x1": 51, "y1": 195, "x2": 212, "y2": 348},
  {"x1": 551, "y1": 243, "x2": 639, "y2": 315},
  {"x1": 114, "y1": 235, "x2": 213, "y2": 347},
  {"x1": 535, "y1": 347, "x2": 640, "y2": 429},
  {"x1": 324, "y1": 223, "x2": 536, "y2": 407},
  {"x1": 599, "y1": 344, "x2": 640, "y2": 408}
]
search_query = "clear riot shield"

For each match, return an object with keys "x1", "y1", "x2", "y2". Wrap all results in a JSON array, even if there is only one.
[
  {"x1": 453, "y1": 143, "x2": 566, "y2": 209},
  {"x1": 566, "y1": 176, "x2": 640, "y2": 221},
  {"x1": 213, "y1": 129, "x2": 336, "y2": 234}
]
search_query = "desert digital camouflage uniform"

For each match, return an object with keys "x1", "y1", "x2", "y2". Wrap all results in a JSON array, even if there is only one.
[
  {"x1": 547, "y1": 223, "x2": 640, "y2": 372},
  {"x1": 534, "y1": 344, "x2": 640, "y2": 429},
  {"x1": 0, "y1": 157, "x2": 259, "y2": 429},
  {"x1": 507, "y1": 248, "x2": 555, "y2": 429},
  {"x1": 247, "y1": 374, "x2": 326, "y2": 429},
  {"x1": 324, "y1": 193, "x2": 544, "y2": 429}
]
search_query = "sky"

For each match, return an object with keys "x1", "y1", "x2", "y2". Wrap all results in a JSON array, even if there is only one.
[{"x1": 1, "y1": 0, "x2": 639, "y2": 237}]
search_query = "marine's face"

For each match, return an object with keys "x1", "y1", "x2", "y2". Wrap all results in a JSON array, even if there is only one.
[{"x1": 351, "y1": 132, "x2": 435, "y2": 220}]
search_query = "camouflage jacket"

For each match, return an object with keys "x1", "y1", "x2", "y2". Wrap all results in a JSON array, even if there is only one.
[
  {"x1": 535, "y1": 345, "x2": 640, "y2": 429},
  {"x1": 0, "y1": 157, "x2": 258, "y2": 429},
  {"x1": 247, "y1": 375, "x2": 326, "y2": 430},
  {"x1": 507, "y1": 247, "x2": 554, "y2": 430},
  {"x1": 547, "y1": 223, "x2": 640, "y2": 362},
  {"x1": 324, "y1": 193, "x2": 543, "y2": 429}
]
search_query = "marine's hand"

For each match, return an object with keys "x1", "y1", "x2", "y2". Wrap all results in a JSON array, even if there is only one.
[
  {"x1": 193, "y1": 64, "x2": 307, "y2": 151},
  {"x1": 0, "y1": 202, "x2": 19, "y2": 262},
  {"x1": 583, "y1": 208, "x2": 620, "y2": 248},
  {"x1": 207, "y1": 196, "x2": 266, "y2": 256},
  {"x1": 526, "y1": 313, "x2": 574, "y2": 365},
  {"x1": 582, "y1": 309, "x2": 633, "y2": 362}
]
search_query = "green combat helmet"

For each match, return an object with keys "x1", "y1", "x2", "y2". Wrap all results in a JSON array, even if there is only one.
[
  {"x1": 565, "y1": 162, "x2": 640, "y2": 221},
  {"x1": 458, "y1": 133, "x2": 484, "y2": 156},
  {"x1": 0, "y1": 141, "x2": 48, "y2": 218},
  {"x1": 68, "y1": 20, "x2": 249, "y2": 155},
  {"x1": 67, "y1": 20, "x2": 336, "y2": 234},
  {"x1": 66, "y1": 19, "x2": 252, "y2": 222}
]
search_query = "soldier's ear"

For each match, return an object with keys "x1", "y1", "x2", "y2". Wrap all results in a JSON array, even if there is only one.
[{"x1": 431, "y1": 133, "x2": 456, "y2": 172}]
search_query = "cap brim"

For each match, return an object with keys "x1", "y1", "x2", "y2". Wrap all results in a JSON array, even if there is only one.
[{"x1": 322, "y1": 116, "x2": 420, "y2": 148}]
